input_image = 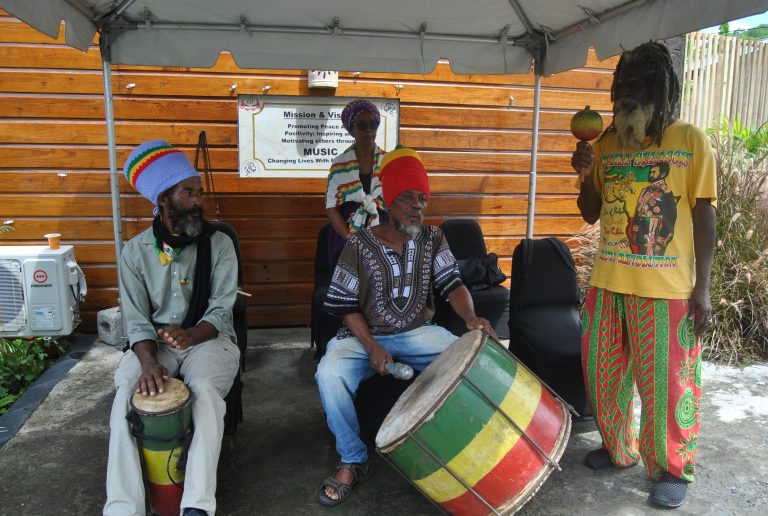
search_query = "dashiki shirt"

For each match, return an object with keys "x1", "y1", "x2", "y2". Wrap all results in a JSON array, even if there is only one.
[{"x1": 325, "y1": 225, "x2": 463, "y2": 337}]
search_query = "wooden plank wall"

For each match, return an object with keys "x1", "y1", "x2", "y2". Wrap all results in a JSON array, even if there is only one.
[{"x1": 0, "y1": 11, "x2": 617, "y2": 331}]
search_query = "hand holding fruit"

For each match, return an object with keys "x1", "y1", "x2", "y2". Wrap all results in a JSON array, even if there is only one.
[{"x1": 570, "y1": 106, "x2": 602, "y2": 183}]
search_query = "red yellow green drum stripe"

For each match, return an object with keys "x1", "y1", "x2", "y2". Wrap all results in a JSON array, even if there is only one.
[
  {"x1": 382, "y1": 340, "x2": 567, "y2": 512},
  {"x1": 132, "y1": 402, "x2": 191, "y2": 515},
  {"x1": 385, "y1": 343, "x2": 533, "y2": 477},
  {"x1": 140, "y1": 445, "x2": 186, "y2": 516},
  {"x1": 438, "y1": 393, "x2": 565, "y2": 514}
]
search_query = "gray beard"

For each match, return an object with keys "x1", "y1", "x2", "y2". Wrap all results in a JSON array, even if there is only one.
[
  {"x1": 613, "y1": 100, "x2": 654, "y2": 150},
  {"x1": 178, "y1": 216, "x2": 203, "y2": 238},
  {"x1": 167, "y1": 203, "x2": 205, "y2": 238},
  {"x1": 395, "y1": 220, "x2": 421, "y2": 238}
]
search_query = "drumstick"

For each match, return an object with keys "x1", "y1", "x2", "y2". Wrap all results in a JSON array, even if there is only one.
[{"x1": 237, "y1": 289, "x2": 252, "y2": 297}]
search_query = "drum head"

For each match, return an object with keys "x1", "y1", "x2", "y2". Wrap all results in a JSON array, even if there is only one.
[
  {"x1": 130, "y1": 377, "x2": 190, "y2": 414},
  {"x1": 376, "y1": 330, "x2": 485, "y2": 450}
]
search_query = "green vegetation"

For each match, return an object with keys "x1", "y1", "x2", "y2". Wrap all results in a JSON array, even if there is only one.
[
  {"x1": 720, "y1": 23, "x2": 768, "y2": 41},
  {"x1": 0, "y1": 337, "x2": 68, "y2": 414},
  {"x1": 705, "y1": 118, "x2": 768, "y2": 363}
]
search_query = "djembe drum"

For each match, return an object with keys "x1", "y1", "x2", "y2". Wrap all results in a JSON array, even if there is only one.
[
  {"x1": 376, "y1": 330, "x2": 572, "y2": 515},
  {"x1": 129, "y1": 377, "x2": 193, "y2": 516}
]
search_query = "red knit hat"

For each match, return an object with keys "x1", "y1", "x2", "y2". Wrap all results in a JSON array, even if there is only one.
[{"x1": 379, "y1": 146, "x2": 430, "y2": 207}]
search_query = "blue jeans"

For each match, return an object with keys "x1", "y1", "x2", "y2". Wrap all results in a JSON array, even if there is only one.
[{"x1": 315, "y1": 324, "x2": 458, "y2": 463}]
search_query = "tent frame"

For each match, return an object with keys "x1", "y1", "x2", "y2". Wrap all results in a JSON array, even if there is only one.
[{"x1": 93, "y1": 0, "x2": 565, "y2": 264}]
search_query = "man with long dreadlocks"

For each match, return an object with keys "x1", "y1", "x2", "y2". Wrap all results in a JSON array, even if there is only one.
[{"x1": 571, "y1": 41, "x2": 716, "y2": 508}]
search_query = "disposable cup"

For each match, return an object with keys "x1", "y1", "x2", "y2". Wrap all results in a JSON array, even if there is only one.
[{"x1": 44, "y1": 233, "x2": 61, "y2": 249}]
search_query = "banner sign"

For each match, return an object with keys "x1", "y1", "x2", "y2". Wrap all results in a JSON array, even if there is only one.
[{"x1": 238, "y1": 95, "x2": 400, "y2": 178}]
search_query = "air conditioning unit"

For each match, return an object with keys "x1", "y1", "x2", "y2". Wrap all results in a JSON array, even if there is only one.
[{"x1": 0, "y1": 245, "x2": 87, "y2": 337}]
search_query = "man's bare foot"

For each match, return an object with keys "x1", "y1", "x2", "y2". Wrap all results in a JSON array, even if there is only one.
[
  {"x1": 317, "y1": 462, "x2": 372, "y2": 507},
  {"x1": 324, "y1": 467, "x2": 354, "y2": 500}
]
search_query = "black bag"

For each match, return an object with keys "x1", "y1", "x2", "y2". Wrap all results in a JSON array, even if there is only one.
[{"x1": 457, "y1": 253, "x2": 507, "y2": 290}]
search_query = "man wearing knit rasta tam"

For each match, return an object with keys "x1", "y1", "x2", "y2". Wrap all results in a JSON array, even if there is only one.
[
  {"x1": 104, "y1": 140, "x2": 240, "y2": 516},
  {"x1": 572, "y1": 42, "x2": 716, "y2": 509},
  {"x1": 316, "y1": 146, "x2": 497, "y2": 507}
]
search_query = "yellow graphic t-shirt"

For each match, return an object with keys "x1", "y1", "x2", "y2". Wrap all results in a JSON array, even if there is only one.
[{"x1": 588, "y1": 121, "x2": 716, "y2": 299}]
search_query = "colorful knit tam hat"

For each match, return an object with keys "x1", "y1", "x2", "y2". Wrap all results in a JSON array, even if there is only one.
[
  {"x1": 379, "y1": 146, "x2": 430, "y2": 208},
  {"x1": 341, "y1": 99, "x2": 381, "y2": 133},
  {"x1": 123, "y1": 140, "x2": 201, "y2": 207}
]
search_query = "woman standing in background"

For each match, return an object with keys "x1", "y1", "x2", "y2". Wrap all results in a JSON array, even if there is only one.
[{"x1": 324, "y1": 100, "x2": 388, "y2": 264}]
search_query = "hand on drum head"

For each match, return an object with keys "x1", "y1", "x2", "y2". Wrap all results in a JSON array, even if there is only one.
[
  {"x1": 466, "y1": 316, "x2": 498, "y2": 340},
  {"x1": 136, "y1": 362, "x2": 169, "y2": 397},
  {"x1": 157, "y1": 325, "x2": 194, "y2": 350}
]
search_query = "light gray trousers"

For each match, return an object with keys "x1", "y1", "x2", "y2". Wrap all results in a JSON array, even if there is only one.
[{"x1": 103, "y1": 336, "x2": 240, "y2": 516}]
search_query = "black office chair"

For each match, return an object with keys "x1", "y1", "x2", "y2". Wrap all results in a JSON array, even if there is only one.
[
  {"x1": 434, "y1": 219, "x2": 510, "y2": 339},
  {"x1": 508, "y1": 237, "x2": 591, "y2": 419},
  {"x1": 209, "y1": 220, "x2": 247, "y2": 441},
  {"x1": 310, "y1": 223, "x2": 344, "y2": 358}
]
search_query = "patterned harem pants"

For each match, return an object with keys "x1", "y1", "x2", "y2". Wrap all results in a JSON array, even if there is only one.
[{"x1": 581, "y1": 287, "x2": 701, "y2": 481}]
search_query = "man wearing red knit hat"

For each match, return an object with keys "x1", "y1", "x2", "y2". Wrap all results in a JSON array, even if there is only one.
[{"x1": 315, "y1": 146, "x2": 496, "y2": 507}]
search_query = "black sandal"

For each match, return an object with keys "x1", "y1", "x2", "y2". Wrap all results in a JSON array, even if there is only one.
[{"x1": 317, "y1": 462, "x2": 372, "y2": 507}]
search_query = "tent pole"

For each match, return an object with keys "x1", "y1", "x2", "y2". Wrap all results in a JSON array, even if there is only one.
[
  {"x1": 525, "y1": 73, "x2": 541, "y2": 239},
  {"x1": 100, "y1": 30, "x2": 128, "y2": 347},
  {"x1": 100, "y1": 34, "x2": 124, "y2": 262}
]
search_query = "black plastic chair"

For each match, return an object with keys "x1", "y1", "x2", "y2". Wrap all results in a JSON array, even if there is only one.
[
  {"x1": 210, "y1": 220, "x2": 247, "y2": 440},
  {"x1": 434, "y1": 219, "x2": 510, "y2": 339}
]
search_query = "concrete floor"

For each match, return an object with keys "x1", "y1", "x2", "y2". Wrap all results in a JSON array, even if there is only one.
[{"x1": 0, "y1": 328, "x2": 766, "y2": 515}]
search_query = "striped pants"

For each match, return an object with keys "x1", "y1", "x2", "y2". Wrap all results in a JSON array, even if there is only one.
[{"x1": 581, "y1": 287, "x2": 701, "y2": 481}]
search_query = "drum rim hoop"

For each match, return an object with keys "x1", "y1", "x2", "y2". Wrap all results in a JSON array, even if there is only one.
[
  {"x1": 129, "y1": 378, "x2": 191, "y2": 415},
  {"x1": 376, "y1": 331, "x2": 490, "y2": 453},
  {"x1": 130, "y1": 396, "x2": 192, "y2": 417}
]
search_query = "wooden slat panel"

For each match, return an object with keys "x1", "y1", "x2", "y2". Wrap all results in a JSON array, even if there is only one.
[
  {"x1": 0, "y1": 120, "x2": 581, "y2": 153},
  {"x1": 0, "y1": 95, "x2": 613, "y2": 133},
  {"x1": 0, "y1": 145, "x2": 575, "y2": 173},
  {"x1": 80, "y1": 262, "x2": 313, "y2": 287},
  {"x1": 0, "y1": 70, "x2": 614, "y2": 110},
  {"x1": 83, "y1": 283, "x2": 313, "y2": 310},
  {"x1": 401, "y1": 128, "x2": 576, "y2": 152},
  {"x1": 3, "y1": 214, "x2": 584, "y2": 244},
  {"x1": 0, "y1": 240, "x2": 319, "y2": 263},
  {"x1": 0, "y1": 171, "x2": 579, "y2": 195},
  {"x1": 0, "y1": 120, "x2": 236, "y2": 146},
  {"x1": 81, "y1": 266, "x2": 118, "y2": 288},
  {"x1": 0, "y1": 19, "x2": 68, "y2": 44}
]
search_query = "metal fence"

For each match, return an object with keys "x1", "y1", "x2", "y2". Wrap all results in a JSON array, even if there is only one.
[{"x1": 682, "y1": 32, "x2": 768, "y2": 131}]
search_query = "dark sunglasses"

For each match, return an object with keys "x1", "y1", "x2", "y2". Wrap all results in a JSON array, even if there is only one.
[{"x1": 353, "y1": 120, "x2": 380, "y2": 131}]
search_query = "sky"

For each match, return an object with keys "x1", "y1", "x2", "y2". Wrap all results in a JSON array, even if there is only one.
[{"x1": 702, "y1": 11, "x2": 768, "y2": 33}]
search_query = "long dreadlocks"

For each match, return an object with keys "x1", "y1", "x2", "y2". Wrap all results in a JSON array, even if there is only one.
[{"x1": 604, "y1": 41, "x2": 680, "y2": 146}]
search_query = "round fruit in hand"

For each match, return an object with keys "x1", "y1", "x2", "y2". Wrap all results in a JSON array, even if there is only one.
[{"x1": 570, "y1": 105, "x2": 603, "y2": 141}]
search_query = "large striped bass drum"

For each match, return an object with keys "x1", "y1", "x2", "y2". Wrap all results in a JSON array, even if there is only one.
[{"x1": 376, "y1": 330, "x2": 572, "y2": 515}]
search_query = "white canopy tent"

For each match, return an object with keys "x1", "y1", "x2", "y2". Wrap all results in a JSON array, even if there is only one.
[{"x1": 2, "y1": 0, "x2": 767, "y2": 261}]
